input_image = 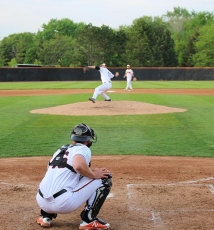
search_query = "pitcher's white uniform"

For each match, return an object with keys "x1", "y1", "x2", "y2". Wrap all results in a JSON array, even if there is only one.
[
  {"x1": 36, "y1": 144, "x2": 103, "y2": 214},
  {"x1": 91, "y1": 66, "x2": 115, "y2": 101},
  {"x1": 124, "y1": 65, "x2": 134, "y2": 90}
]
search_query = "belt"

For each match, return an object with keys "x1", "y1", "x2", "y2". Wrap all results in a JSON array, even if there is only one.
[
  {"x1": 103, "y1": 81, "x2": 111, "y2": 84},
  {"x1": 39, "y1": 189, "x2": 67, "y2": 199}
]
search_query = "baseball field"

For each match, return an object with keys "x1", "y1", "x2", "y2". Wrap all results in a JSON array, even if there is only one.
[{"x1": 0, "y1": 81, "x2": 214, "y2": 230}]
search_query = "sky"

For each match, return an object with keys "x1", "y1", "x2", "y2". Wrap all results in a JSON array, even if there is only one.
[{"x1": 0, "y1": 0, "x2": 214, "y2": 39}]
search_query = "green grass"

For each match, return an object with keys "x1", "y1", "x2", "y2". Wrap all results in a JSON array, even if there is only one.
[
  {"x1": 0, "y1": 81, "x2": 214, "y2": 89},
  {"x1": 0, "y1": 81, "x2": 214, "y2": 158}
]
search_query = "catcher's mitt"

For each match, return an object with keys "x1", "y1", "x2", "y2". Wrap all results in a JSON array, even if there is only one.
[
  {"x1": 133, "y1": 77, "x2": 137, "y2": 81},
  {"x1": 83, "y1": 66, "x2": 90, "y2": 73}
]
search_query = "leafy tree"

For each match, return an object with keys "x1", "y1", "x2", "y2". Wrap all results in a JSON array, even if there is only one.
[
  {"x1": 164, "y1": 8, "x2": 214, "y2": 66},
  {"x1": 182, "y1": 12, "x2": 214, "y2": 66},
  {"x1": 24, "y1": 18, "x2": 85, "y2": 66},
  {"x1": 8, "y1": 58, "x2": 17, "y2": 67},
  {"x1": 95, "y1": 25, "x2": 116, "y2": 65},
  {"x1": 76, "y1": 24, "x2": 125, "y2": 66},
  {"x1": 0, "y1": 33, "x2": 35, "y2": 66},
  {"x1": 163, "y1": 7, "x2": 193, "y2": 66},
  {"x1": 125, "y1": 17, "x2": 153, "y2": 66},
  {"x1": 183, "y1": 30, "x2": 199, "y2": 66},
  {"x1": 24, "y1": 31, "x2": 46, "y2": 64},
  {"x1": 2, "y1": 9, "x2": 214, "y2": 68},
  {"x1": 15, "y1": 33, "x2": 35, "y2": 63},
  {"x1": 76, "y1": 24, "x2": 102, "y2": 65},
  {"x1": 161, "y1": 29, "x2": 178, "y2": 66},
  {"x1": 34, "y1": 59, "x2": 42, "y2": 65},
  {"x1": 0, "y1": 56, "x2": 4, "y2": 66},
  {"x1": 125, "y1": 16, "x2": 177, "y2": 66},
  {"x1": 111, "y1": 29, "x2": 127, "y2": 66},
  {"x1": 126, "y1": 31, "x2": 152, "y2": 66},
  {"x1": 163, "y1": 7, "x2": 192, "y2": 33},
  {"x1": 192, "y1": 22, "x2": 214, "y2": 66},
  {"x1": 149, "y1": 17, "x2": 177, "y2": 66},
  {"x1": 40, "y1": 18, "x2": 84, "y2": 40},
  {"x1": 0, "y1": 35, "x2": 17, "y2": 65},
  {"x1": 38, "y1": 34, "x2": 74, "y2": 66}
]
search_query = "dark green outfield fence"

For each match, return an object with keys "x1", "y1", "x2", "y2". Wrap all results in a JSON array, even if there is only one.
[{"x1": 0, "y1": 67, "x2": 214, "y2": 81}]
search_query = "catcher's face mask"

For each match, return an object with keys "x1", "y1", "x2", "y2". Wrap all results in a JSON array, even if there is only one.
[{"x1": 70, "y1": 123, "x2": 97, "y2": 144}]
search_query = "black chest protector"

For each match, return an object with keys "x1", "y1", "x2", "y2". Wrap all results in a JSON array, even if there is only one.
[{"x1": 49, "y1": 144, "x2": 77, "y2": 173}]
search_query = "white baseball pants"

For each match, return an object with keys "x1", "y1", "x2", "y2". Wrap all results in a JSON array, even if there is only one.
[
  {"x1": 36, "y1": 177, "x2": 103, "y2": 214},
  {"x1": 92, "y1": 82, "x2": 112, "y2": 100}
]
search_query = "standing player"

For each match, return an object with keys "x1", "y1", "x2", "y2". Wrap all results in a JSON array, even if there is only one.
[
  {"x1": 36, "y1": 123, "x2": 112, "y2": 229},
  {"x1": 123, "y1": 64, "x2": 134, "y2": 91},
  {"x1": 85, "y1": 63, "x2": 119, "y2": 103}
]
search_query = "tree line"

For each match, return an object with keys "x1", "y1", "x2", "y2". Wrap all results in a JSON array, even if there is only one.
[{"x1": 0, "y1": 7, "x2": 214, "y2": 67}]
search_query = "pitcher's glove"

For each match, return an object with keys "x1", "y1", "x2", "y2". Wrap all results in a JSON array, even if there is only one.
[
  {"x1": 133, "y1": 77, "x2": 137, "y2": 81},
  {"x1": 83, "y1": 66, "x2": 90, "y2": 73}
]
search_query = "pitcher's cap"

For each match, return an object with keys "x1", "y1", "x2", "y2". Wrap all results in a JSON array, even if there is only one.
[
  {"x1": 127, "y1": 64, "x2": 130, "y2": 66},
  {"x1": 101, "y1": 63, "x2": 106, "y2": 66}
]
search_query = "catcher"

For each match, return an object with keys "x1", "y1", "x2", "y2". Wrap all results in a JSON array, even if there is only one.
[
  {"x1": 123, "y1": 64, "x2": 136, "y2": 91},
  {"x1": 36, "y1": 123, "x2": 112, "y2": 229},
  {"x1": 83, "y1": 63, "x2": 119, "y2": 103}
]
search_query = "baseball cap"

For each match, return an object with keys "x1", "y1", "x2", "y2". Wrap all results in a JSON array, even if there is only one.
[
  {"x1": 101, "y1": 63, "x2": 106, "y2": 66},
  {"x1": 127, "y1": 64, "x2": 130, "y2": 66}
]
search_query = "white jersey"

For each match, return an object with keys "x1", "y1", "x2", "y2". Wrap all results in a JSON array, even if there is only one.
[
  {"x1": 38, "y1": 144, "x2": 91, "y2": 198},
  {"x1": 125, "y1": 69, "x2": 134, "y2": 79},
  {"x1": 98, "y1": 67, "x2": 114, "y2": 84}
]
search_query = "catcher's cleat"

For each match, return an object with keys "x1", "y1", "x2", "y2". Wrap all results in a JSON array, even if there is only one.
[
  {"x1": 36, "y1": 216, "x2": 52, "y2": 228},
  {"x1": 79, "y1": 218, "x2": 110, "y2": 229},
  {"x1": 89, "y1": 98, "x2": 96, "y2": 103},
  {"x1": 95, "y1": 218, "x2": 110, "y2": 228},
  {"x1": 104, "y1": 99, "x2": 111, "y2": 101}
]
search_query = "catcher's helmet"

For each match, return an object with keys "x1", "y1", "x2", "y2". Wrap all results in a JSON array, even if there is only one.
[{"x1": 70, "y1": 123, "x2": 97, "y2": 143}]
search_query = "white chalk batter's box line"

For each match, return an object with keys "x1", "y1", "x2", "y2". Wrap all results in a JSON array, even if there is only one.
[
  {"x1": 127, "y1": 176, "x2": 214, "y2": 197},
  {"x1": 127, "y1": 176, "x2": 214, "y2": 210},
  {"x1": 127, "y1": 183, "x2": 214, "y2": 203},
  {"x1": 127, "y1": 183, "x2": 214, "y2": 197},
  {"x1": 127, "y1": 182, "x2": 214, "y2": 211},
  {"x1": 127, "y1": 181, "x2": 214, "y2": 227}
]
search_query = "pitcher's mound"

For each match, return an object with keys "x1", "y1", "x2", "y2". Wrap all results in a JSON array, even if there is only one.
[{"x1": 30, "y1": 101, "x2": 186, "y2": 116}]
